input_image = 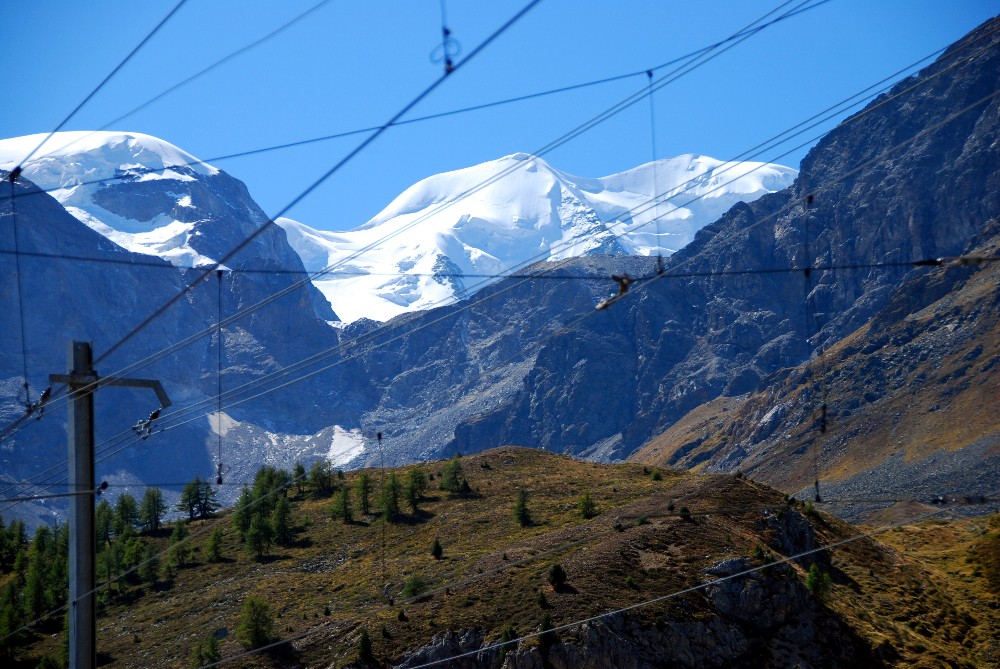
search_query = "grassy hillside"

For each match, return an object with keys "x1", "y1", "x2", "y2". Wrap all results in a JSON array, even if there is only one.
[{"x1": 5, "y1": 447, "x2": 997, "y2": 668}]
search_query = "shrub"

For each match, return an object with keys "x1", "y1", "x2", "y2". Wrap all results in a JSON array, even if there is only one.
[
  {"x1": 536, "y1": 590, "x2": 548, "y2": 608},
  {"x1": 625, "y1": 575, "x2": 637, "y2": 589},
  {"x1": 578, "y1": 491, "x2": 597, "y2": 519},
  {"x1": 651, "y1": 470, "x2": 662, "y2": 481},
  {"x1": 402, "y1": 574, "x2": 427, "y2": 599},
  {"x1": 431, "y1": 537, "x2": 443, "y2": 560},
  {"x1": 679, "y1": 507, "x2": 692, "y2": 521},
  {"x1": 547, "y1": 564, "x2": 567, "y2": 589},
  {"x1": 805, "y1": 563, "x2": 832, "y2": 600}
]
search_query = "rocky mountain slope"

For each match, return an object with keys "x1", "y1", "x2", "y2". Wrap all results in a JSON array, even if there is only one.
[
  {"x1": 408, "y1": 15, "x2": 1000, "y2": 473},
  {"x1": 1, "y1": 16, "x2": 998, "y2": 529},
  {"x1": 7, "y1": 449, "x2": 997, "y2": 668}
]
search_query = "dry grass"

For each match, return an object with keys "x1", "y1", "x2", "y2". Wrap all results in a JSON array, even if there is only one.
[{"x1": 8, "y1": 449, "x2": 997, "y2": 668}]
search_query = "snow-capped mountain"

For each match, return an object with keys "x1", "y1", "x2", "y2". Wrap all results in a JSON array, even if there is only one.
[
  {"x1": 0, "y1": 131, "x2": 327, "y2": 293},
  {"x1": 277, "y1": 153, "x2": 797, "y2": 323}
]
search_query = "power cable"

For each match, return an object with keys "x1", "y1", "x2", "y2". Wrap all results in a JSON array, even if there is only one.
[
  {"x1": 40, "y1": 0, "x2": 337, "y2": 161},
  {"x1": 8, "y1": 0, "x2": 189, "y2": 174},
  {"x1": 0, "y1": 0, "x2": 545, "y2": 454},
  {"x1": 2, "y1": 10, "x2": 993, "y2": 503},
  {"x1": 403, "y1": 505, "x2": 962, "y2": 669},
  {"x1": 5, "y1": 0, "x2": 834, "y2": 202},
  {"x1": 90, "y1": 0, "x2": 544, "y2": 373},
  {"x1": 5, "y1": 15, "x2": 992, "y2": 285},
  {"x1": 1, "y1": 0, "x2": 807, "y2": 455},
  {"x1": 7, "y1": 72, "x2": 997, "y2": 509}
]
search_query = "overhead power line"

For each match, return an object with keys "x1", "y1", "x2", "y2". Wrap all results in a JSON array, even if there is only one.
[
  {"x1": 9, "y1": 0, "x2": 188, "y2": 174},
  {"x1": 3, "y1": 39, "x2": 995, "y2": 504},
  {"x1": 8, "y1": 0, "x2": 835, "y2": 202},
  {"x1": 0, "y1": 0, "x2": 808, "y2": 456},
  {"x1": 40, "y1": 0, "x2": 337, "y2": 161},
  {"x1": 0, "y1": 0, "x2": 545, "y2": 457}
]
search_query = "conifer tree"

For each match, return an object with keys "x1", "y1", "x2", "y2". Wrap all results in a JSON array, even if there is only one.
[
  {"x1": 333, "y1": 487, "x2": 352, "y2": 523},
  {"x1": 356, "y1": 471, "x2": 372, "y2": 515},
  {"x1": 236, "y1": 596, "x2": 274, "y2": 649},
  {"x1": 513, "y1": 488, "x2": 531, "y2": 527},
  {"x1": 440, "y1": 455, "x2": 465, "y2": 494},
  {"x1": 246, "y1": 514, "x2": 274, "y2": 559},
  {"x1": 205, "y1": 529, "x2": 224, "y2": 563},
  {"x1": 273, "y1": 496, "x2": 293, "y2": 546},
  {"x1": 381, "y1": 473, "x2": 403, "y2": 523},
  {"x1": 139, "y1": 487, "x2": 167, "y2": 532}
]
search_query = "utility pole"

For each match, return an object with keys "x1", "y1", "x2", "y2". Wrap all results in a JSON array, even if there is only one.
[{"x1": 50, "y1": 341, "x2": 170, "y2": 669}]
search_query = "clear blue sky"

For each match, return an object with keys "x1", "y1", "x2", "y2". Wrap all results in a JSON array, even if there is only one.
[{"x1": 2, "y1": 1, "x2": 996, "y2": 231}]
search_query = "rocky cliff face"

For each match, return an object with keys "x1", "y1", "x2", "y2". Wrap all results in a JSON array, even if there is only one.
[
  {"x1": 0, "y1": 168, "x2": 352, "y2": 524},
  {"x1": 380, "y1": 16, "x2": 1000, "y2": 469}
]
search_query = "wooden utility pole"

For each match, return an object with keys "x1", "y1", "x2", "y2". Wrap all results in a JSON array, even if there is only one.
[{"x1": 51, "y1": 341, "x2": 170, "y2": 669}]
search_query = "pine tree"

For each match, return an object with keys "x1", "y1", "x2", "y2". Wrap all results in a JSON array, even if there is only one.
[
  {"x1": 169, "y1": 521, "x2": 192, "y2": 567},
  {"x1": 578, "y1": 491, "x2": 597, "y2": 519},
  {"x1": 273, "y1": 497, "x2": 293, "y2": 546},
  {"x1": 190, "y1": 632, "x2": 221, "y2": 667},
  {"x1": 232, "y1": 486, "x2": 254, "y2": 539},
  {"x1": 205, "y1": 529, "x2": 223, "y2": 563},
  {"x1": 139, "y1": 487, "x2": 167, "y2": 532},
  {"x1": 547, "y1": 563, "x2": 567, "y2": 590},
  {"x1": 95, "y1": 498, "x2": 113, "y2": 546},
  {"x1": 236, "y1": 596, "x2": 274, "y2": 649},
  {"x1": 806, "y1": 563, "x2": 832, "y2": 600},
  {"x1": 440, "y1": 455, "x2": 464, "y2": 494},
  {"x1": 356, "y1": 472, "x2": 372, "y2": 516},
  {"x1": 431, "y1": 537, "x2": 443, "y2": 560},
  {"x1": 309, "y1": 460, "x2": 334, "y2": 497},
  {"x1": 333, "y1": 487, "x2": 352, "y2": 523},
  {"x1": 138, "y1": 543, "x2": 160, "y2": 586},
  {"x1": 381, "y1": 473, "x2": 403, "y2": 523},
  {"x1": 358, "y1": 628, "x2": 374, "y2": 663},
  {"x1": 246, "y1": 514, "x2": 274, "y2": 559},
  {"x1": 293, "y1": 461, "x2": 306, "y2": 495},
  {"x1": 114, "y1": 493, "x2": 139, "y2": 534},
  {"x1": 513, "y1": 489, "x2": 531, "y2": 527}
]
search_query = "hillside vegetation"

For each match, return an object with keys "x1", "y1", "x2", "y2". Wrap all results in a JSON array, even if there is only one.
[{"x1": 3, "y1": 448, "x2": 997, "y2": 668}]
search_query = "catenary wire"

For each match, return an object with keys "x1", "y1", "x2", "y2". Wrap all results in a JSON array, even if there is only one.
[
  {"x1": 39, "y1": 0, "x2": 337, "y2": 161},
  {"x1": 0, "y1": 0, "x2": 546, "y2": 451},
  {"x1": 3, "y1": 5, "x2": 992, "y2": 498},
  {"x1": 4, "y1": 16, "x2": 994, "y2": 282},
  {"x1": 5, "y1": 39, "x2": 992, "y2": 504},
  {"x1": 8, "y1": 0, "x2": 189, "y2": 174},
  {"x1": 4, "y1": 71, "x2": 995, "y2": 515},
  {"x1": 5, "y1": 0, "x2": 834, "y2": 202},
  {"x1": 0, "y1": 0, "x2": 817, "y2": 455}
]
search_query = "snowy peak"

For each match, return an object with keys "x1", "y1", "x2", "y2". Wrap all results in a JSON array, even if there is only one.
[
  {"x1": 0, "y1": 131, "x2": 218, "y2": 188},
  {"x1": 0, "y1": 131, "x2": 275, "y2": 269},
  {"x1": 279, "y1": 153, "x2": 796, "y2": 323}
]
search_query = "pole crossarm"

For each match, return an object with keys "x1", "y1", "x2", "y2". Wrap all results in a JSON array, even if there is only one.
[{"x1": 48, "y1": 373, "x2": 171, "y2": 408}]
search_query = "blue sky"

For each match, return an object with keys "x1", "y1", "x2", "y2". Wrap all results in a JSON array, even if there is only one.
[{"x1": 3, "y1": 1, "x2": 996, "y2": 231}]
